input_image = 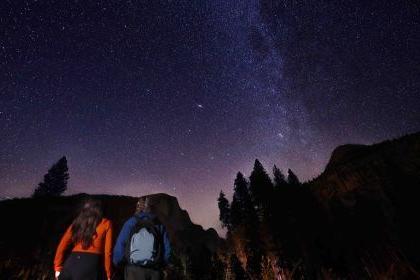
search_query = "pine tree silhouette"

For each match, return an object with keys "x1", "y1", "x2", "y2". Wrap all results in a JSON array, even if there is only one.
[
  {"x1": 217, "y1": 190, "x2": 231, "y2": 230},
  {"x1": 269, "y1": 165, "x2": 289, "y2": 243},
  {"x1": 230, "y1": 172, "x2": 256, "y2": 228},
  {"x1": 218, "y1": 172, "x2": 261, "y2": 277},
  {"x1": 287, "y1": 168, "x2": 300, "y2": 186},
  {"x1": 229, "y1": 171, "x2": 262, "y2": 278},
  {"x1": 273, "y1": 164, "x2": 287, "y2": 189},
  {"x1": 249, "y1": 159, "x2": 274, "y2": 219},
  {"x1": 32, "y1": 156, "x2": 69, "y2": 197}
]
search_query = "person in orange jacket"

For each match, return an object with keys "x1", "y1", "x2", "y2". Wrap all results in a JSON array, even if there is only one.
[{"x1": 54, "y1": 198, "x2": 113, "y2": 280}]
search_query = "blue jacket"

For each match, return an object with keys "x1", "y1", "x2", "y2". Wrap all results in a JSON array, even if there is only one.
[{"x1": 113, "y1": 211, "x2": 171, "y2": 266}]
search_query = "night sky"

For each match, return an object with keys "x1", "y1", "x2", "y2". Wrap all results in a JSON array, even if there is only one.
[{"x1": 1, "y1": 1, "x2": 419, "y2": 233}]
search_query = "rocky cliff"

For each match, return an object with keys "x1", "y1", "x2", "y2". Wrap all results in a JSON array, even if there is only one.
[
  {"x1": 0, "y1": 193, "x2": 222, "y2": 279},
  {"x1": 311, "y1": 132, "x2": 420, "y2": 199},
  {"x1": 308, "y1": 131, "x2": 420, "y2": 277}
]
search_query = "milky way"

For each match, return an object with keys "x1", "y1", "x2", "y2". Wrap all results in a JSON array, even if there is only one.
[{"x1": 1, "y1": 0, "x2": 419, "y2": 233}]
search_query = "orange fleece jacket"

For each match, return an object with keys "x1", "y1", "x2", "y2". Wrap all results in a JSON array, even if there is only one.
[{"x1": 54, "y1": 218, "x2": 113, "y2": 278}]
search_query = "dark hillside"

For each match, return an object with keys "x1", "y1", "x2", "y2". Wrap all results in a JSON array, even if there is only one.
[{"x1": 0, "y1": 193, "x2": 221, "y2": 279}]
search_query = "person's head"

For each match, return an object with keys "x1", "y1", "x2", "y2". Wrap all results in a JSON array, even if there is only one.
[
  {"x1": 135, "y1": 196, "x2": 152, "y2": 213},
  {"x1": 71, "y1": 198, "x2": 103, "y2": 249}
]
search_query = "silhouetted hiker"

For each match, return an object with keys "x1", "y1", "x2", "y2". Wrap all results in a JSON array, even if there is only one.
[
  {"x1": 54, "y1": 198, "x2": 113, "y2": 280},
  {"x1": 113, "y1": 197, "x2": 171, "y2": 280}
]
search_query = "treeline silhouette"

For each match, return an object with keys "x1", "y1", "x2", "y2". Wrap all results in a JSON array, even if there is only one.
[
  {"x1": 217, "y1": 158, "x2": 420, "y2": 279},
  {"x1": 32, "y1": 156, "x2": 69, "y2": 197}
]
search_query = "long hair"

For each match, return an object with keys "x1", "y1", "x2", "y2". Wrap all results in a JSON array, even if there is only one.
[{"x1": 71, "y1": 198, "x2": 103, "y2": 249}]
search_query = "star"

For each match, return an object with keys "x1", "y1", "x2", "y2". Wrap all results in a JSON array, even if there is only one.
[{"x1": 0, "y1": 0, "x2": 418, "y2": 237}]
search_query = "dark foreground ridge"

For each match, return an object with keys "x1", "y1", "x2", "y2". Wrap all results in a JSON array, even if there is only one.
[
  {"x1": 0, "y1": 193, "x2": 222, "y2": 279},
  {"x1": 1, "y1": 131, "x2": 420, "y2": 279}
]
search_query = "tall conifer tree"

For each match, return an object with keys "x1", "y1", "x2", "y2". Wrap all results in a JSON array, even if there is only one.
[
  {"x1": 217, "y1": 190, "x2": 231, "y2": 230},
  {"x1": 273, "y1": 165, "x2": 287, "y2": 189},
  {"x1": 231, "y1": 172, "x2": 255, "y2": 227},
  {"x1": 249, "y1": 159, "x2": 274, "y2": 218},
  {"x1": 33, "y1": 156, "x2": 69, "y2": 197},
  {"x1": 287, "y1": 168, "x2": 300, "y2": 186}
]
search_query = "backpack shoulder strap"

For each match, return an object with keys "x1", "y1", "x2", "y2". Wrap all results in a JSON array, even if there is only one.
[{"x1": 151, "y1": 216, "x2": 162, "y2": 227}]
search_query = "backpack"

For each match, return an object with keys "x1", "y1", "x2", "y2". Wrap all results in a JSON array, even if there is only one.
[{"x1": 125, "y1": 215, "x2": 164, "y2": 268}]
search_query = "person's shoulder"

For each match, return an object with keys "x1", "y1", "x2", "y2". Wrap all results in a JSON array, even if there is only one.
[
  {"x1": 123, "y1": 215, "x2": 138, "y2": 226},
  {"x1": 101, "y1": 218, "x2": 113, "y2": 228}
]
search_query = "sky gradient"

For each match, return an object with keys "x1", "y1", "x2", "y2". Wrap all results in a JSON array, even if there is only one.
[{"x1": 1, "y1": 0, "x2": 419, "y2": 233}]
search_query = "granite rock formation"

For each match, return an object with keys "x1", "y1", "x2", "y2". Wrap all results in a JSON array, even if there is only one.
[{"x1": 0, "y1": 193, "x2": 221, "y2": 279}]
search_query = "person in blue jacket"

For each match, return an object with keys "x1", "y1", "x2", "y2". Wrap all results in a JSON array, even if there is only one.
[{"x1": 113, "y1": 197, "x2": 171, "y2": 280}]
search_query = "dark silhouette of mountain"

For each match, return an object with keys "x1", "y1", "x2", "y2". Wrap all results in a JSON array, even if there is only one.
[
  {"x1": 218, "y1": 131, "x2": 420, "y2": 279},
  {"x1": 312, "y1": 131, "x2": 420, "y2": 197},
  {"x1": 308, "y1": 131, "x2": 420, "y2": 278},
  {"x1": 2, "y1": 131, "x2": 420, "y2": 279},
  {"x1": 0, "y1": 193, "x2": 222, "y2": 279}
]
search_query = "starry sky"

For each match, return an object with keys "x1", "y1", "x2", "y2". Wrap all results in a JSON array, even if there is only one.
[{"x1": 1, "y1": 0, "x2": 419, "y2": 233}]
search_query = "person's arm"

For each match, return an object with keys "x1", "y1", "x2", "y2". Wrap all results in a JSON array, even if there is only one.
[
  {"x1": 104, "y1": 220, "x2": 113, "y2": 279},
  {"x1": 54, "y1": 225, "x2": 73, "y2": 273},
  {"x1": 161, "y1": 225, "x2": 171, "y2": 264},
  {"x1": 113, "y1": 217, "x2": 135, "y2": 266}
]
